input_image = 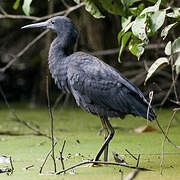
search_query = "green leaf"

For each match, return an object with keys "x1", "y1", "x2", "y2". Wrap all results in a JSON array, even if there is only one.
[
  {"x1": 172, "y1": 37, "x2": 180, "y2": 54},
  {"x1": 161, "y1": 22, "x2": 177, "y2": 40},
  {"x1": 132, "y1": 15, "x2": 147, "y2": 41},
  {"x1": 121, "y1": 0, "x2": 141, "y2": 7},
  {"x1": 144, "y1": 57, "x2": 169, "y2": 84},
  {"x1": 98, "y1": 0, "x2": 124, "y2": 16},
  {"x1": 167, "y1": 8, "x2": 180, "y2": 18},
  {"x1": 121, "y1": 16, "x2": 132, "y2": 29},
  {"x1": 73, "y1": 0, "x2": 81, "y2": 4},
  {"x1": 148, "y1": 10, "x2": 166, "y2": 35},
  {"x1": 140, "y1": 0, "x2": 161, "y2": 15},
  {"x1": 22, "y1": 0, "x2": 32, "y2": 16},
  {"x1": 175, "y1": 54, "x2": 180, "y2": 74},
  {"x1": 129, "y1": 3, "x2": 145, "y2": 16},
  {"x1": 118, "y1": 32, "x2": 132, "y2": 62},
  {"x1": 13, "y1": 0, "x2": 21, "y2": 10},
  {"x1": 118, "y1": 30, "x2": 125, "y2": 45},
  {"x1": 118, "y1": 20, "x2": 133, "y2": 45},
  {"x1": 128, "y1": 38, "x2": 145, "y2": 60},
  {"x1": 165, "y1": 41, "x2": 172, "y2": 56},
  {"x1": 84, "y1": 0, "x2": 105, "y2": 18}
]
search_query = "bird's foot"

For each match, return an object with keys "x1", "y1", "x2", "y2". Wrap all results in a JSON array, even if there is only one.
[
  {"x1": 88, "y1": 162, "x2": 104, "y2": 167},
  {"x1": 84, "y1": 159, "x2": 106, "y2": 167}
]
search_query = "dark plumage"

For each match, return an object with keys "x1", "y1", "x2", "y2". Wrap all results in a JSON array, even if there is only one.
[{"x1": 22, "y1": 16, "x2": 156, "y2": 161}]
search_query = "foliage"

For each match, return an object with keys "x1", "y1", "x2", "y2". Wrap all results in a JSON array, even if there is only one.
[
  {"x1": 145, "y1": 37, "x2": 180, "y2": 84},
  {"x1": 13, "y1": 0, "x2": 32, "y2": 15},
  {"x1": 74, "y1": 0, "x2": 180, "y2": 85}
]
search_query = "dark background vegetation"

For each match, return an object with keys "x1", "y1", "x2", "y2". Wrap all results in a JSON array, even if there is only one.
[{"x1": 0, "y1": 0, "x2": 179, "y2": 107}]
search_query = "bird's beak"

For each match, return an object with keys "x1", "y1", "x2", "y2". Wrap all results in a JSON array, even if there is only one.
[{"x1": 21, "y1": 21, "x2": 48, "y2": 29}]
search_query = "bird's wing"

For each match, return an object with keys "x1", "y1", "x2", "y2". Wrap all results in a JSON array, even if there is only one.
[{"x1": 67, "y1": 52, "x2": 154, "y2": 119}]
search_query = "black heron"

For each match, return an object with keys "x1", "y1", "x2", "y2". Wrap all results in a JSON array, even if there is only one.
[{"x1": 22, "y1": 16, "x2": 156, "y2": 162}]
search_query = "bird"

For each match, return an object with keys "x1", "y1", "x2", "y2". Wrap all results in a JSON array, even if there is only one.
[{"x1": 21, "y1": 16, "x2": 156, "y2": 162}]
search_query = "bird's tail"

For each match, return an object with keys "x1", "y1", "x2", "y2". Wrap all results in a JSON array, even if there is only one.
[{"x1": 127, "y1": 93, "x2": 156, "y2": 121}]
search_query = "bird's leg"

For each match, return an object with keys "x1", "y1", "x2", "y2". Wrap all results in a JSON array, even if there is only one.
[
  {"x1": 94, "y1": 116, "x2": 115, "y2": 161},
  {"x1": 100, "y1": 116, "x2": 109, "y2": 161}
]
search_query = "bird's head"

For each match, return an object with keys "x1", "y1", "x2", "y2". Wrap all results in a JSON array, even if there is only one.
[{"x1": 21, "y1": 16, "x2": 78, "y2": 38}]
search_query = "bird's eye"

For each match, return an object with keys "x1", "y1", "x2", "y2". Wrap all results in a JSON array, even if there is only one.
[{"x1": 51, "y1": 21, "x2": 55, "y2": 25}]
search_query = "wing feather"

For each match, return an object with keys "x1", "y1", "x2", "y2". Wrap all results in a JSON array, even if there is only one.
[{"x1": 66, "y1": 52, "x2": 155, "y2": 119}]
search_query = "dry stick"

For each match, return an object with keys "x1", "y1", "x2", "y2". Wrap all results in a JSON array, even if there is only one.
[
  {"x1": 24, "y1": 165, "x2": 34, "y2": 170},
  {"x1": 52, "y1": 92, "x2": 65, "y2": 111},
  {"x1": 59, "y1": 140, "x2": 66, "y2": 172},
  {"x1": 9, "y1": 156, "x2": 14, "y2": 175},
  {"x1": 160, "y1": 75, "x2": 179, "y2": 106},
  {"x1": 0, "y1": 3, "x2": 84, "y2": 73},
  {"x1": 0, "y1": 3, "x2": 84, "y2": 22},
  {"x1": 125, "y1": 149, "x2": 138, "y2": 161},
  {"x1": 56, "y1": 161, "x2": 151, "y2": 175},
  {"x1": 155, "y1": 117, "x2": 180, "y2": 149},
  {"x1": 170, "y1": 56, "x2": 178, "y2": 102},
  {"x1": 160, "y1": 109, "x2": 178, "y2": 175},
  {"x1": 0, "y1": 85, "x2": 50, "y2": 138},
  {"x1": 119, "y1": 169, "x2": 124, "y2": 180},
  {"x1": 39, "y1": 142, "x2": 57, "y2": 174},
  {"x1": 147, "y1": 91, "x2": 154, "y2": 121},
  {"x1": 0, "y1": 29, "x2": 49, "y2": 73},
  {"x1": 46, "y1": 76, "x2": 57, "y2": 173},
  {"x1": 136, "y1": 154, "x2": 141, "y2": 168},
  {"x1": 90, "y1": 44, "x2": 165, "y2": 56}
]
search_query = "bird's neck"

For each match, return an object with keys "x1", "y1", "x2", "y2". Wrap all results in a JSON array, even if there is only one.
[
  {"x1": 48, "y1": 35, "x2": 75, "y2": 92},
  {"x1": 49, "y1": 34, "x2": 75, "y2": 63}
]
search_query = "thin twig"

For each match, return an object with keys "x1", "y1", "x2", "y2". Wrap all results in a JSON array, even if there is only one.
[
  {"x1": 119, "y1": 169, "x2": 124, "y2": 180},
  {"x1": 46, "y1": 76, "x2": 57, "y2": 173},
  {"x1": 170, "y1": 56, "x2": 178, "y2": 102},
  {"x1": 56, "y1": 161, "x2": 151, "y2": 175},
  {"x1": 125, "y1": 149, "x2": 138, "y2": 161},
  {"x1": 52, "y1": 92, "x2": 65, "y2": 111},
  {"x1": 155, "y1": 117, "x2": 180, "y2": 149},
  {"x1": 0, "y1": 29, "x2": 49, "y2": 73},
  {"x1": 59, "y1": 140, "x2": 66, "y2": 172},
  {"x1": 160, "y1": 75, "x2": 179, "y2": 106},
  {"x1": 0, "y1": 85, "x2": 50, "y2": 138},
  {"x1": 147, "y1": 91, "x2": 154, "y2": 120},
  {"x1": 24, "y1": 165, "x2": 34, "y2": 170},
  {"x1": 136, "y1": 154, "x2": 141, "y2": 168},
  {"x1": 0, "y1": 3, "x2": 84, "y2": 22},
  {"x1": 61, "y1": 0, "x2": 70, "y2": 8},
  {"x1": 9, "y1": 157, "x2": 14, "y2": 175},
  {"x1": 160, "y1": 109, "x2": 178, "y2": 175},
  {"x1": 0, "y1": 3, "x2": 84, "y2": 73},
  {"x1": 39, "y1": 142, "x2": 57, "y2": 174}
]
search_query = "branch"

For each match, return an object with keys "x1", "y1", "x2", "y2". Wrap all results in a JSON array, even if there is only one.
[
  {"x1": 56, "y1": 161, "x2": 151, "y2": 175},
  {"x1": 46, "y1": 76, "x2": 57, "y2": 173},
  {"x1": 155, "y1": 115, "x2": 180, "y2": 149},
  {"x1": 59, "y1": 140, "x2": 66, "y2": 172},
  {"x1": 0, "y1": 29, "x2": 49, "y2": 73},
  {"x1": 90, "y1": 44, "x2": 165, "y2": 56},
  {"x1": 147, "y1": 91, "x2": 154, "y2": 120},
  {"x1": 0, "y1": 84, "x2": 51, "y2": 138},
  {"x1": 39, "y1": 142, "x2": 57, "y2": 174},
  {"x1": 9, "y1": 157, "x2": 14, "y2": 175},
  {"x1": 160, "y1": 110, "x2": 177, "y2": 175},
  {"x1": 0, "y1": 3, "x2": 84, "y2": 73},
  {"x1": 0, "y1": 3, "x2": 84, "y2": 22}
]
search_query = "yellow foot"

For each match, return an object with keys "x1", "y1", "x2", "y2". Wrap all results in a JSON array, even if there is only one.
[{"x1": 87, "y1": 162, "x2": 105, "y2": 167}]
